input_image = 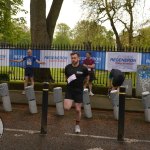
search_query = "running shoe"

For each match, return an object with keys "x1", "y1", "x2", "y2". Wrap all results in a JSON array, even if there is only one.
[
  {"x1": 22, "y1": 91, "x2": 25, "y2": 95},
  {"x1": 75, "y1": 125, "x2": 81, "y2": 133},
  {"x1": 89, "y1": 91, "x2": 94, "y2": 96}
]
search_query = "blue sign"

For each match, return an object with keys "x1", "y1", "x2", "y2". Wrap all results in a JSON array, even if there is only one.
[
  {"x1": 77, "y1": 51, "x2": 106, "y2": 70},
  {"x1": 9, "y1": 49, "x2": 40, "y2": 68},
  {"x1": 141, "y1": 53, "x2": 150, "y2": 65}
]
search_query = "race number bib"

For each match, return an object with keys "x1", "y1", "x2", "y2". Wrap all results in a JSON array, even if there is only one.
[
  {"x1": 67, "y1": 74, "x2": 77, "y2": 84},
  {"x1": 27, "y1": 58, "x2": 32, "y2": 65},
  {"x1": 88, "y1": 68, "x2": 91, "y2": 71}
]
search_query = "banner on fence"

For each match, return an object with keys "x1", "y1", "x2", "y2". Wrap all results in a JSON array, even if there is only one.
[
  {"x1": 0, "y1": 49, "x2": 9, "y2": 67},
  {"x1": 136, "y1": 65, "x2": 150, "y2": 96},
  {"x1": 141, "y1": 53, "x2": 150, "y2": 65},
  {"x1": 105, "y1": 52, "x2": 141, "y2": 72},
  {"x1": 79, "y1": 51, "x2": 106, "y2": 70},
  {"x1": 9, "y1": 49, "x2": 40, "y2": 68},
  {"x1": 40, "y1": 50, "x2": 72, "y2": 68}
]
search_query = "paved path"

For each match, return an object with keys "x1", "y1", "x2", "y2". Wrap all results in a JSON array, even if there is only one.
[{"x1": 0, "y1": 104, "x2": 149, "y2": 150}]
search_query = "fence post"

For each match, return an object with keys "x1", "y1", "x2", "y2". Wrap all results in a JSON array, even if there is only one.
[
  {"x1": 117, "y1": 86, "x2": 126, "y2": 141},
  {"x1": 40, "y1": 82, "x2": 49, "y2": 134}
]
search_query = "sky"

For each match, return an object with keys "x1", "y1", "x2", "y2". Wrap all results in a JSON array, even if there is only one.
[
  {"x1": 21, "y1": 0, "x2": 84, "y2": 29},
  {"x1": 20, "y1": 0, "x2": 150, "y2": 32}
]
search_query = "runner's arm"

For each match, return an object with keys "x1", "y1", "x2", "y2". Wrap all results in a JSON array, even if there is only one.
[
  {"x1": 10, "y1": 59, "x2": 24, "y2": 63},
  {"x1": 36, "y1": 60, "x2": 45, "y2": 64}
]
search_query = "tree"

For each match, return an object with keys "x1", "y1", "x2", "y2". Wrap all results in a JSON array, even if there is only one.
[
  {"x1": 0, "y1": 0, "x2": 27, "y2": 43},
  {"x1": 118, "y1": 0, "x2": 136, "y2": 47},
  {"x1": 82, "y1": 0, "x2": 141, "y2": 48},
  {"x1": 30, "y1": 0, "x2": 64, "y2": 46},
  {"x1": 30, "y1": 0, "x2": 64, "y2": 82},
  {"x1": 53, "y1": 23, "x2": 72, "y2": 45},
  {"x1": 82, "y1": 0, "x2": 122, "y2": 48},
  {"x1": 72, "y1": 20, "x2": 115, "y2": 46},
  {"x1": 134, "y1": 26, "x2": 150, "y2": 47}
]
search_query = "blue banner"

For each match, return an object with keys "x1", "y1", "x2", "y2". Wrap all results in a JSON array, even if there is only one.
[
  {"x1": 141, "y1": 53, "x2": 150, "y2": 65},
  {"x1": 9, "y1": 49, "x2": 40, "y2": 68},
  {"x1": 77, "y1": 51, "x2": 106, "y2": 70}
]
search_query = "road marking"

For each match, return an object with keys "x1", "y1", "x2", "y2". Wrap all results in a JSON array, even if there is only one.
[
  {"x1": 65, "y1": 133, "x2": 150, "y2": 143},
  {"x1": 87, "y1": 148, "x2": 103, "y2": 150},
  {"x1": 14, "y1": 134, "x2": 24, "y2": 137},
  {"x1": 4, "y1": 128, "x2": 40, "y2": 134}
]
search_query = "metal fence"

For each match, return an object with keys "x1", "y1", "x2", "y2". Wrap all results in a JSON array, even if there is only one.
[{"x1": 0, "y1": 43, "x2": 149, "y2": 87}]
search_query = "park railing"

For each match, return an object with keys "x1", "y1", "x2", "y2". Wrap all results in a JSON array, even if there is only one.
[{"x1": 0, "y1": 43, "x2": 149, "y2": 87}]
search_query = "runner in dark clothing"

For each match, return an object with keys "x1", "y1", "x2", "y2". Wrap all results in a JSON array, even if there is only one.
[
  {"x1": 108, "y1": 69, "x2": 125, "y2": 91},
  {"x1": 64, "y1": 52, "x2": 89, "y2": 133}
]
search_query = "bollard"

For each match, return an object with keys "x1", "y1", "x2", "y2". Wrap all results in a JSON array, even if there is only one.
[
  {"x1": 110, "y1": 90, "x2": 119, "y2": 120},
  {"x1": 142, "y1": 91, "x2": 150, "y2": 122},
  {"x1": 122, "y1": 79, "x2": 132, "y2": 96},
  {"x1": 83, "y1": 89, "x2": 92, "y2": 118},
  {"x1": 117, "y1": 86, "x2": 126, "y2": 142},
  {"x1": 41, "y1": 82, "x2": 49, "y2": 134},
  {"x1": 0, "y1": 118, "x2": 4, "y2": 138},
  {"x1": 0, "y1": 83, "x2": 12, "y2": 112},
  {"x1": 25, "y1": 86, "x2": 37, "y2": 114},
  {"x1": 53, "y1": 87, "x2": 64, "y2": 116}
]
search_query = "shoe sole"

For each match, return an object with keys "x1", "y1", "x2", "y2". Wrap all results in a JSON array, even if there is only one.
[{"x1": 75, "y1": 131, "x2": 80, "y2": 134}]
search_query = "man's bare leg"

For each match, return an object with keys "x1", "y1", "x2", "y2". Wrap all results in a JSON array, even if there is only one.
[
  {"x1": 64, "y1": 99, "x2": 73, "y2": 110},
  {"x1": 30, "y1": 77, "x2": 34, "y2": 88},
  {"x1": 75, "y1": 103, "x2": 82, "y2": 123}
]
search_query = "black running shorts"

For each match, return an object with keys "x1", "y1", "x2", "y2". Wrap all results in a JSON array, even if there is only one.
[
  {"x1": 65, "y1": 87, "x2": 83, "y2": 103},
  {"x1": 25, "y1": 68, "x2": 34, "y2": 77}
]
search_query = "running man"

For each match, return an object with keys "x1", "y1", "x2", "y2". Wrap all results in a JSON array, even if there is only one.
[
  {"x1": 10, "y1": 49, "x2": 45, "y2": 94},
  {"x1": 64, "y1": 52, "x2": 89, "y2": 133},
  {"x1": 108, "y1": 69, "x2": 125, "y2": 92},
  {"x1": 83, "y1": 52, "x2": 95, "y2": 96}
]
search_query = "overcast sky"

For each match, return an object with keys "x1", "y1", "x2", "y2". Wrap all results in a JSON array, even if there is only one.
[
  {"x1": 21, "y1": 0, "x2": 84, "y2": 29},
  {"x1": 20, "y1": 0, "x2": 150, "y2": 32}
]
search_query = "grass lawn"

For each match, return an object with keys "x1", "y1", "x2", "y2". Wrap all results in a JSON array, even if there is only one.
[{"x1": 0, "y1": 67, "x2": 137, "y2": 87}]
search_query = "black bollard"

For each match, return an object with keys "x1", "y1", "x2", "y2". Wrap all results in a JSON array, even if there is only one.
[
  {"x1": 40, "y1": 82, "x2": 49, "y2": 134},
  {"x1": 117, "y1": 86, "x2": 126, "y2": 141}
]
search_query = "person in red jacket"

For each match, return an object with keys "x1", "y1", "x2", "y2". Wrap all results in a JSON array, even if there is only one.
[{"x1": 83, "y1": 52, "x2": 96, "y2": 96}]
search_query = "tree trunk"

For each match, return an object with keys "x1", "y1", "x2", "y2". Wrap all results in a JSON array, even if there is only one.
[
  {"x1": 47, "y1": 0, "x2": 64, "y2": 46},
  {"x1": 109, "y1": 18, "x2": 122, "y2": 50},
  {"x1": 105, "y1": 0, "x2": 122, "y2": 50},
  {"x1": 30, "y1": 0, "x2": 64, "y2": 82},
  {"x1": 128, "y1": 0, "x2": 134, "y2": 47},
  {"x1": 30, "y1": 0, "x2": 50, "y2": 45}
]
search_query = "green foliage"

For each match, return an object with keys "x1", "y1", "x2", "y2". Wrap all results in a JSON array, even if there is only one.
[
  {"x1": 135, "y1": 26, "x2": 150, "y2": 47},
  {"x1": 120, "y1": 26, "x2": 150, "y2": 47},
  {"x1": 0, "y1": 0, "x2": 29, "y2": 43},
  {"x1": 53, "y1": 23, "x2": 73, "y2": 45},
  {"x1": 53, "y1": 21, "x2": 115, "y2": 46},
  {"x1": 72, "y1": 20, "x2": 115, "y2": 46}
]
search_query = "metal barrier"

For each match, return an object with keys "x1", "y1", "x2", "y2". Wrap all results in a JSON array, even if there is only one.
[
  {"x1": 83, "y1": 89, "x2": 92, "y2": 118},
  {"x1": 142, "y1": 91, "x2": 150, "y2": 122},
  {"x1": 41, "y1": 82, "x2": 49, "y2": 134},
  {"x1": 110, "y1": 90, "x2": 119, "y2": 120},
  {"x1": 53, "y1": 87, "x2": 64, "y2": 116},
  {"x1": 117, "y1": 86, "x2": 126, "y2": 141},
  {"x1": 0, "y1": 83, "x2": 12, "y2": 112},
  {"x1": 25, "y1": 86, "x2": 37, "y2": 114}
]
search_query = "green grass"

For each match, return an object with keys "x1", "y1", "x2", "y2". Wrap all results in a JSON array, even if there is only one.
[{"x1": 0, "y1": 67, "x2": 137, "y2": 87}]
